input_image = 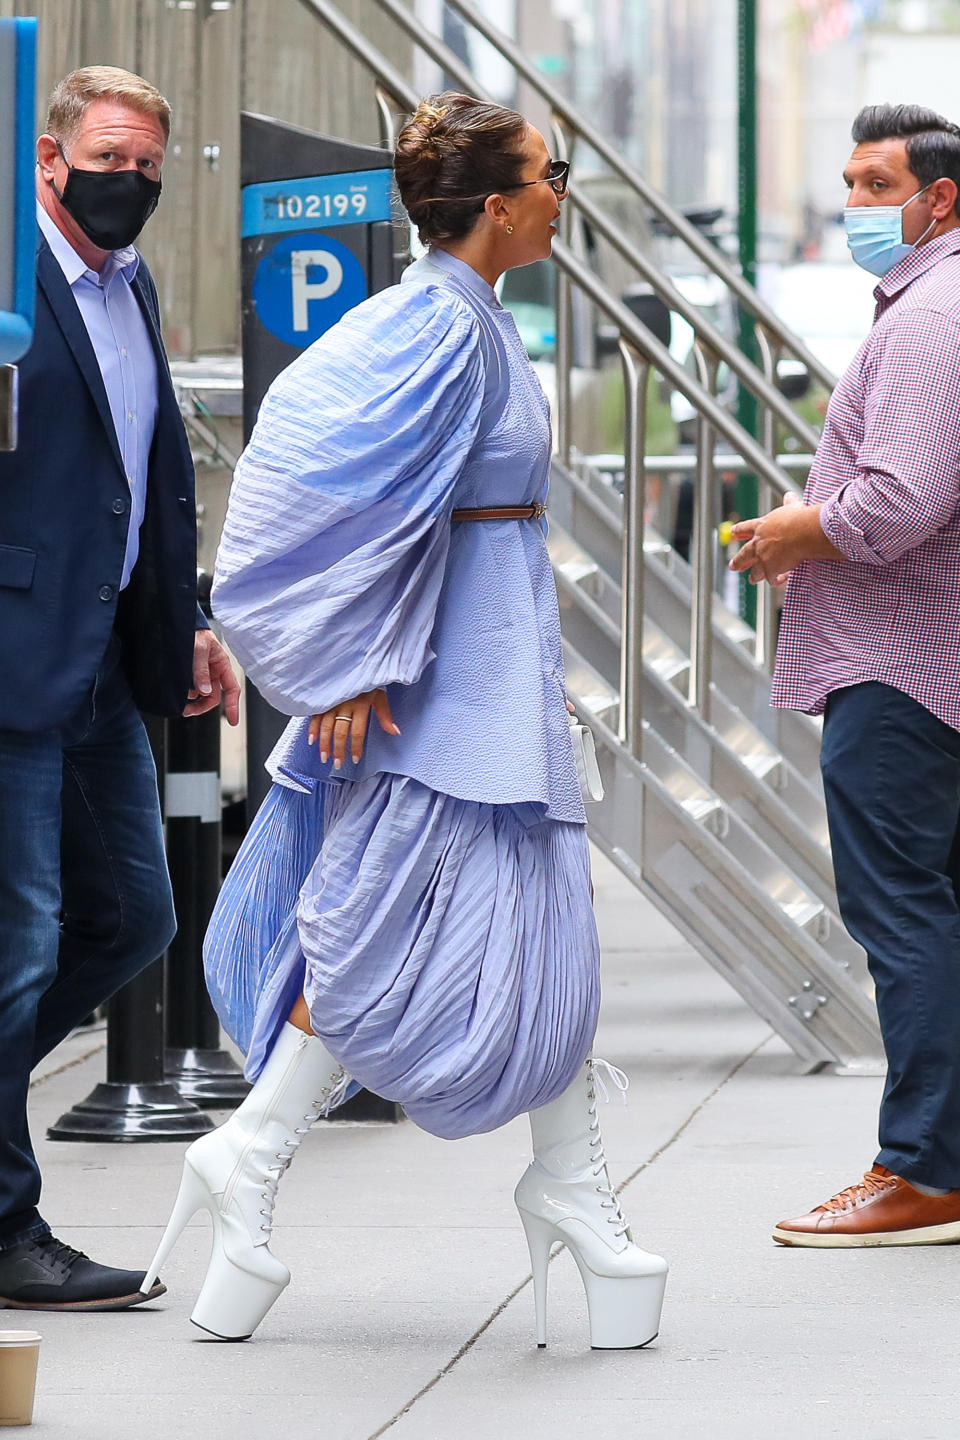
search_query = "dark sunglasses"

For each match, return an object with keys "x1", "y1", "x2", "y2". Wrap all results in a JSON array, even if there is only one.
[
  {"x1": 418, "y1": 158, "x2": 571, "y2": 208},
  {"x1": 512, "y1": 159, "x2": 570, "y2": 197}
]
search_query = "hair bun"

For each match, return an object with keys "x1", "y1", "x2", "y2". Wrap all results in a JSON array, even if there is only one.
[
  {"x1": 394, "y1": 91, "x2": 527, "y2": 249},
  {"x1": 404, "y1": 100, "x2": 451, "y2": 167},
  {"x1": 414, "y1": 100, "x2": 449, "y2": 133}
]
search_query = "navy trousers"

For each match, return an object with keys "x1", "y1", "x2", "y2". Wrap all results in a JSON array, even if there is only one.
[
  {"x1": 821, "y1": 681, "x2": 960, "y2": 1188},
  {"x1": 0, "y1": 637, "x2": 176, "y2": 1249}
]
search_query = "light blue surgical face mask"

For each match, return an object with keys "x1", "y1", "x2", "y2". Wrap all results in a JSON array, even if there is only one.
[{"x1": 843, "y1": 184, "x2": 937, "y2": 276}]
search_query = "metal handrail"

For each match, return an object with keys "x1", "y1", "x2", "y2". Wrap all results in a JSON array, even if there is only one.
[
  {"x1": 297, "y1": 0, "x2": 418, "y2": 114},
  {"x1": 296, "y1": 0, "x2": 797, "y2": 494},
  {"x1": 294, "y1": 0, "x2": 801, "y2": 758},
  {"x1": 611, "y1": 453, "x2": 815, "y2": 476},
  {"x1": 443, "y1": 0, "x2": 837, "y2": 394},
  {"x1": 322, "y1": 0, "x2": 823, "y2": 453},
  {"x1": 567, "y1": 185, "x2": 821, "y2": 454},
  {"x1": 551, "y1": 236, "x2": 793, "y2": 496}
]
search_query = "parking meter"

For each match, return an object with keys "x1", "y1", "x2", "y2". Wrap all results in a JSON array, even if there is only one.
[
  {"x1": 240, "y1": 112, "x2": 396, "y2": 442},
  {"x1": 0, "y1": 18, "x2": 37, "y2": 451},
  {"x1": 237, "y1": 115, "x2": 406, "y2": 1122},
  {"x1": 240, "y1": 112, "x2": 399, "y2": 815}
]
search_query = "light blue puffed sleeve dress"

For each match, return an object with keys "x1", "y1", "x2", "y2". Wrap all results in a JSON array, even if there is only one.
[{"x1": 206, "y1": 249, "x2": 600, "y2": 1140}]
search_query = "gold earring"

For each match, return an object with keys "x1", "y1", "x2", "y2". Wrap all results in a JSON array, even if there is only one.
[{"x1": 505, "y1": 224, "x2": 514, "y2": 234}]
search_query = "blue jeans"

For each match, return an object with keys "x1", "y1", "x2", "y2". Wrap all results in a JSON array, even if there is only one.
[
  {"x1": 0, "y1": 636, "x2": 176, "y2": 1249},
  {"x1": 821, "y1": 682, "x2": 960, "y2": 1189}
]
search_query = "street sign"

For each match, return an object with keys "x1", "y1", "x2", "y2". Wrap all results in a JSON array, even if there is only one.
[
  {"x1": 240, "y1": 168, "x2": 392, "y2": 236},
  {"x1": 250, "y1": 230, "x2": 369, "y2": 347}
]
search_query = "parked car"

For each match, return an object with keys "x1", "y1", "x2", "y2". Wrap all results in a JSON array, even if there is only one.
[{"x1": 756, "y1": 260, "x2": 877, "y2": 378}]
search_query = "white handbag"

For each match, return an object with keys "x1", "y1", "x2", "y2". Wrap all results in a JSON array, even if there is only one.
[{"x1": 569, "y1": 714, "x2": 604, "y2": 803}]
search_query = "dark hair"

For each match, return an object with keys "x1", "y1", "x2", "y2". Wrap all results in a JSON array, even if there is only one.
[
  {"x1": 852, "y1": 103, "x2": 960, "y2": 215},
  {"x1": 394, "y1": 91, "x2": 528, "y2": 247}
]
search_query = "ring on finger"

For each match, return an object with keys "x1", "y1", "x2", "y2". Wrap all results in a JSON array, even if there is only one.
[{"x1": 333, "y1": 715, "x2": 352, "y2": 723}]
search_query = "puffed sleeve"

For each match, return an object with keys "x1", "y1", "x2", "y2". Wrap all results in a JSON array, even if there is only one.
[{"x1": 212, "y1": 281, "x2": 484, "y2": 715}]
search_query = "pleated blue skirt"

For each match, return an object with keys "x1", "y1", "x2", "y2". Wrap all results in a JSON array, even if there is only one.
[{"x1": 204, "y1": 774, "x2": 600, "y2": 1140}]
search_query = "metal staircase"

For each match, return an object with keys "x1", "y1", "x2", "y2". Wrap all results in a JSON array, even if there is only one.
[{"x1": 295, "y1": 0, "x2": 885, "y2": 1071}]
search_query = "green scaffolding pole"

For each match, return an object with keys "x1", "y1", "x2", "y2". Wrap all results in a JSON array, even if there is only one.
[{"x1": 736, "y1": 0, "x2": 758, "y2": 626}]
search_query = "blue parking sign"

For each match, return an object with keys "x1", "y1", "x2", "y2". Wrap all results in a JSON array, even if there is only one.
[{"x1": 251, "y1": 232, "x2": 367, "y2": 348}]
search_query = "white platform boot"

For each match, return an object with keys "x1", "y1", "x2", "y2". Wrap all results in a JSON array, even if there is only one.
[
  {"x1": 514, "y1": 1059, "x2": 668, "y2": 1349},
  {"x1": 140, "y1": 1022, "x2": 348, "y2": 1339}
]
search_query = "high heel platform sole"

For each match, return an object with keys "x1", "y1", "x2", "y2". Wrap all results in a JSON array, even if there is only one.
[
  {"x1": 519, "y1": 1208, "x2": 667, "y2": 1350},
  {"x1": 571, "y1": 1254, "x2": 666, "y2": 1349},
  {"x1": 141, "y1": 1155, "x2": 289, "y2": 1341},
  {"x1": 189, "y1": 1243, "x2": 289, "y2": 1341}
]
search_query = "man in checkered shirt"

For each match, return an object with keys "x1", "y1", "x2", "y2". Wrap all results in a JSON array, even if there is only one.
[{"x1": 732, "y1": 104, "x2": 960, "y2": 1249}]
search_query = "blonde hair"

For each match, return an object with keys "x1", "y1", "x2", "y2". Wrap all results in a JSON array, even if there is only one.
[{"x1": 45, "y1": 66, "x2": 171, "y2": 148}]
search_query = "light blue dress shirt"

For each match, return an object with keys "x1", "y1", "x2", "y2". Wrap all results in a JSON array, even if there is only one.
[
  {"x1": 37, "y1": 201, "x2": 158, "y2": 589},
  {"x1": 214, "y1": 249, "x2": 582, "y2": 822},
  {"x1": 208, "y1": 251, "x2": 600, "y2": 1138}
]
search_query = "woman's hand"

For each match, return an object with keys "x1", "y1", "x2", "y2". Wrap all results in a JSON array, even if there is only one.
[{"x1": 308, "y1": 689, "x2": 401, "y2": 770}]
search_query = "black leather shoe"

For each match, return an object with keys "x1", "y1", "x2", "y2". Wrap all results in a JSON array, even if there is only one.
[{"x1": 0, "y1": 1235, "x2": 166, "y2": 1311}]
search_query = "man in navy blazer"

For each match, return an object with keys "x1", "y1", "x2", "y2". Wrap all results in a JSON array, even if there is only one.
[{"x1": 0, "y1": 66, "x2": 240, "y2": 1310}]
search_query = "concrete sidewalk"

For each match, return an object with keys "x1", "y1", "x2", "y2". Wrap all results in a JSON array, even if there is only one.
[{"x1": 22, "y1": 849, "x2": 955, "y2": 1440}]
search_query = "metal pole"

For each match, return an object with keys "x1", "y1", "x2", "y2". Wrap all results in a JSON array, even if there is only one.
[
  {"x1": 754, "y1": 327, "x2": 781, "y2": 674},
  {"x1": 48, "y1": 720, "x2": 214, "y2": 1141},
  {"x1": 736, "y1": 0, "x2": 759, "y2": 629},
  {"x1": 164, "y1": 696, "x2": 249, "y2": 1107},
  {"x1": 689, "y1": 349, "x2": 717, "y2": 722},
  {"x1": 553, "y1": 115, "x2": 574, "y2": 468},
  {"x1": 0, "y1": 366, "x2": 17, "y2": 451},
  {"x1": 618, "y1": 343, "x2": 648, "y2": 758},
  {"x1": 374, "y1": 85, "x2": 401, "y2": 149}
]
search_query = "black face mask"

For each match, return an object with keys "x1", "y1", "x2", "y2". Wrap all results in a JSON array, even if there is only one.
[{"x1": 52, "y1": 142, "x2": 161, "y2": 251}]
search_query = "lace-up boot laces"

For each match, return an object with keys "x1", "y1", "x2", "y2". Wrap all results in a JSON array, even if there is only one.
[
  {"x1": 255, "y1": 1070, "x2": 347, "y2": 1237},
  {"x1": 588, "y1": 1060, "x2": 630, "y2": 1239}
]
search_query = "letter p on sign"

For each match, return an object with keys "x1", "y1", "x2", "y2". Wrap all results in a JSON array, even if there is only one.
[{"x1": 290, "y1": 249, "x2": 343, "y2": 331}]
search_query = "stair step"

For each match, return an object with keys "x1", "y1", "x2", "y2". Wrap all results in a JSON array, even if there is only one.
[
  {"x1": 783, "y1": 897, "x2": 825, "y2": 929},
  {"x1": 557, "y1": 556, "x2": 598, "y2": 585},
  {"x1": 680, "y1": 795, "x2": 720, "y2": 823},
  {"x1": 648, "y1": 654, "x2": 690, "y2": 684},
  {"x1": 576, "y1": 691, "x2": 618, "y2": 722},
  {"x1": 738, "y1": 750, "x2": 784, "y2": 783}
]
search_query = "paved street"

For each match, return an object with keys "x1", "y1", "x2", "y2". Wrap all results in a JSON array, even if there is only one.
[{"x1": 22, "y1": 848, "x2": 953, "y2": 1440}]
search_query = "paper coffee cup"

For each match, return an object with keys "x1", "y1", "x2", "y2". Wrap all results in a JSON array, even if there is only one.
[{"x1": 0, "y1": 1332, "x2": 41, "y2": 1427}]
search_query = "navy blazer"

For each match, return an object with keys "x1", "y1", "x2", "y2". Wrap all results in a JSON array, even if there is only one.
[{"x1": 0, "y1": 234, "x2": 203, "y2": 732}]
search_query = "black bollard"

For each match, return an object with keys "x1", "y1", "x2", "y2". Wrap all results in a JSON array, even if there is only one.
[
  {"x1": 164, "y1": 700, "x2": 249, "y2": 1107},
  {"x1": 48, "y1": 719, "x2": 214, "y2": 1142}
]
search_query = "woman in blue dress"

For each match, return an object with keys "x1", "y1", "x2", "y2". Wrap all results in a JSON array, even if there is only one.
[{"x1": 143, "y1": 93, "x2": 668, "y2": 1350}]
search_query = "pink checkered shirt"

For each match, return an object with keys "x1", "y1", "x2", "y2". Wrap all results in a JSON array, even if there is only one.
[{"x1": 772, "y1": 228, "x2": 960, "y2": 730}]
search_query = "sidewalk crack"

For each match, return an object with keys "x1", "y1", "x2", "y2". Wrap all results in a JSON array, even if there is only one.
[
  {"x1": 364, "y1": 1033, "x2": 772, "y2": 1438},
  {"x1": 365, "y1": 1277, "x2": 533, "y2": 1440},
  {"x1": 614, "y1": 1031, "x2": 773, "y2": 1198},
  {"x1": 29, "y1": 1040, "x2": 107, "y2": 1090}
]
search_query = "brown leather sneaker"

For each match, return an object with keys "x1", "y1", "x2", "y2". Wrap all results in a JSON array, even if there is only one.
[{"x1": 773, "y1": 1166, "x2": 960, "y2": 1247}]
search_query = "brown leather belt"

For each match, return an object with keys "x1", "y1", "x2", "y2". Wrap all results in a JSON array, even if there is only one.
[{"x1": 451, "y1": 503, "x2": 546, "y2": 522}]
